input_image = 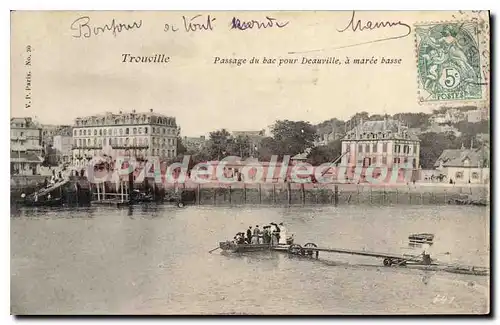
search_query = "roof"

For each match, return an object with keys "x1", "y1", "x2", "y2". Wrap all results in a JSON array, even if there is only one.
[
  {"x1": 10, "y1": 151, "x2": 43, "y2": 163},
  {"x1": 344, "y1": 119, "x2": 420, "y2": 141},
  {"x1": 232, "y1": 130, "x2": 266, "y2": 137},
  {"x1": 434, "y1": 148, "x2": 489, "y2": 168}
]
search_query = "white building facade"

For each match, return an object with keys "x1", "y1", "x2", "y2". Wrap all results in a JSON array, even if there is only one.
[
  {"x1": 434, "y1": 148, "x2": 489, "y2": 184},
  {"x1": 340, "y1": 118, "x2": 421, "y2": 170},
  {"x1": 72, "y1": 110, "x2": 179, "y2": 165}
]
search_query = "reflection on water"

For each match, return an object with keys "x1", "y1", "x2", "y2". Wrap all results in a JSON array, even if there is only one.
[{"x1": 11, "y1": 204, "x2": 489, "y2": 315}]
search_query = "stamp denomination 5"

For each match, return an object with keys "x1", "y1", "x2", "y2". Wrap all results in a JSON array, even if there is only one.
[{"x1": 415, "y1": 21, "x2": 488, "y2": 104}]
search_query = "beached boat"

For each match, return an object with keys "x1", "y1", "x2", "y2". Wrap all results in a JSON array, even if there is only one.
[{"x1": 408, "y1": 233, "x2": 434, "y2": 247}]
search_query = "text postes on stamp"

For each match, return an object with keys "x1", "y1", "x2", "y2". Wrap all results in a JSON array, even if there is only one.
[{"x1": 415, "y1": 22, "x2": 485, "y2": 104}]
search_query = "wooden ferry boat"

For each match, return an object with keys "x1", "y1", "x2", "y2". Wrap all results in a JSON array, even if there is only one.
[{"x1": 216, "y1": 236, "x2": 488, "y2": 276}]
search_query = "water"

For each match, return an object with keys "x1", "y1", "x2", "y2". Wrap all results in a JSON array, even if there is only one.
[{"x1": 11, "y1": 204, "x2": 490, "y2": 315}]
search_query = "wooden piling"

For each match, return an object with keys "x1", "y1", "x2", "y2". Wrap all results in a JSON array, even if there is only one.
[
  {"x1": 287, "y1": 182, "x2": 291, "y2": 205},
  {"x1": 243, "y1": 184, "x2": 247, "y2": 203},
  {"x1": 197, "y1": 184, "x2": 201, "y2": 205},
  {"x1": 229, "y1": 186, "x2": 232, "y2": 205},
  {"x1": 334, "y1": 185, "x2": 339, "y2": 206},
  {"x1": 258, "y1": 183, "x2": 262, "y2": 204},
  {"x1": 301, "y1": 183, "x2": 305, "y2": 205}
]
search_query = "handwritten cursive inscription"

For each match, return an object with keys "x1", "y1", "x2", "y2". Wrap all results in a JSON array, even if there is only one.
[
  {"x1": 230, "y1": 16, "x2": 289, "y2": 31},
  {"x1": 289, "y1": 11, "x2": 411, "y2": 54},
  {"x1": 183, "y1": 14, "x2": 216, "y2": 32},
  {"x1": 337, "y1": 11, "x2": 411, "y2": 35},
  {"x1": 71, "y1": 16, "x2": 143, "y2": 38}
]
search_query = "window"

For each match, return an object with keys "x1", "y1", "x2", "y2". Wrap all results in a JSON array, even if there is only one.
[
  {"x1": 365, "y1": 144, "x2": 370, "y2": 153},
  {"x1": 108, "y1": 129, "x2": 112, "y2": 135},
  {"x1": 133, "y1": 128, "x2": 137, "y2": 135},
  {"x1": 404, "y1": 157, "x2": 408, "y2": 163},
  {"x1": 472, "y1": 172, "x2": 479, "y2": 179},
  {"x1": 394, "y1": 158, "x2": 401, "y2": 164},
  {"x1": 99, "y1": 129, "x2": 102, "y2": 136},
  {"x1": 403, "y1": 145, "x2": 408, "y2": 154},
  {"x1": 109, "y1": 138, "x2": 112, "y2": 146},
  {"x1": 125, "y1": 128, "x2": 130, "y2": 135},
  {"x1": 412, "y1": 158, "x2": 417, "y2": 168},
  {"x1": 78, "y1": 139, "x2": 82, "y2": 146},
  {"x1": 413, "y1": 145, "x2": 417, "y2": 154},
  {"x1": 138, "y1": 127, "x2": 143, "y2": 134},
  {"x1": 455, "y1": 171, "x2": 464, "y2": 179},
  {"x1": 394, "y1": 144, "x2": 401, "y2": 153},
  {"x1": 144, "y1": 127, "x2": 148, "y2": 134},
  {"x1": 382, "y1": 156, "x2": 387, "y2": 165},
  {"x1": 358, "y1": 144, "x2": 363, "y2": 153},
  {"x1": 74, "y1": 130, "x2": 77, "y2": 136},
  {"x1": 103, "y1": 129, "x2": 107, "y2": 136},
  {"x1": 373, "y1": 143, "x2": 377, "y2": 153},
  {"x1": 83, "y1": 130, "x2": 86, "y2": 136},
  {"x1": 382, "y1": 143, "x2": 388, "y2": 152}
]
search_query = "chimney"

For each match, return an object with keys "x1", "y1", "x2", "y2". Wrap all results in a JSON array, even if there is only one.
[{"x1": 150, "y1": 109, "x2": 153, "y2": 112}]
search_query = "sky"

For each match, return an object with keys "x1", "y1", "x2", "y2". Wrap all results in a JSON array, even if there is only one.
[{"x1": 11, "y1": 11, "x2": 490, "y2": 137}]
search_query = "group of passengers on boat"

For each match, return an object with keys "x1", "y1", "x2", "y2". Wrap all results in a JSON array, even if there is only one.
[{"x1": 233, "y1": 222, "x2": 290, "y2": 245}]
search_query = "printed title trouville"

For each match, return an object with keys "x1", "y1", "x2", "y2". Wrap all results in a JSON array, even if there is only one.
[{"x1": 121, "y1": 54, "x2": 170, "y2": 63}]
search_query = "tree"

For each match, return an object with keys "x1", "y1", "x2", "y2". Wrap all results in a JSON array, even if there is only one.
[
  {"x1": 257, "y1": 137, "x2": 279, "y2": 161},
  {"x1": 419, "y1": 132, "x2": 458, "y2": 169},
  {"x1": 207, "y1": 129, "x2": 234, "y2": 160},
  {"x1": 270, "y1": 120, "x2": 318, "y2": 157},
  {"x1": 230, "y1": 135, "x2": 252, "y2": 158},
  {"x1": 393, "y1": 112, "x2": 432, "y2": 129},
  {"x1": 176, "y1": 136, "x2": 187, "y2": 156},
  {"x1": 306, "y1": 140, "x2": 342, "y2": 166}
]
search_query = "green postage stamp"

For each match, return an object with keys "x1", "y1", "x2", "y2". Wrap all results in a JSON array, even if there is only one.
[{"x1": 415, "y1": 21, "x2": 488, "y2": 103}]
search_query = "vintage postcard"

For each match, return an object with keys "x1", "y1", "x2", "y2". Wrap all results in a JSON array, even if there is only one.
[{"x1": 10, "y1": 11, "x2": 490, "y2": 315}]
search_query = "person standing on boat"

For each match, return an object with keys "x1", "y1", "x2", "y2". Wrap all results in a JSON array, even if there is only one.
[
  {"x1": 263, "y1": 226, "x2": 271, "y2": 244},
  {"x1": 258, "y1": 227, "x2": 264, "y2": 244},
  {"x1": 270, "y1": 222, "x2": 280, "y2": 245},
  {"x1": 278, "y1": 222, "x2": 288, "y2": 245},
  {"x1": 247, "y1": 226, "x2": 252, "y2": 244},
  {"x1": 252, "y1": 225, "x2": 260, "y2": 244}
]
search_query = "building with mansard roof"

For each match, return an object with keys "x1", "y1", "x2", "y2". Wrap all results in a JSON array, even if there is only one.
[
  {"x1": 71, "y1": 109, "x2": 179, "y2": 165},
  {"x1": 340, "y1": 118, "x2": 421, "y2": 170}
]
